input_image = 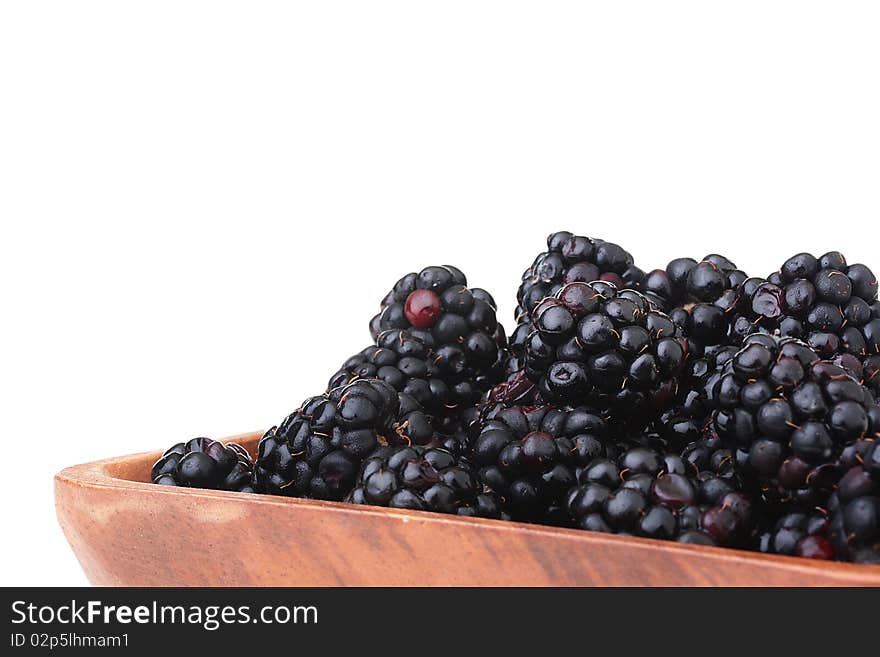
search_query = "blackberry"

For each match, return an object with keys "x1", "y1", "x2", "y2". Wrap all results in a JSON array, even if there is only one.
[
  {"x1": 329, "y1": 330, "x2": 434, "y2": 396},
  {"x1": 471, "y1": 405, "x2": 611, "y2": 521},
  {"x1": 516, "y1": 231, "x2": 641, "y2": 319},
  {"x1": 642, "y1": 254, "x2": 763, "y2": 347},
  {"x1": 510, "y1": 232, "x2": 641, "y2": 369},
  {"x1": 762, "y1": 252, "x2": 879, "y2": 393},
  {"x1": 255, "y1": 379, "x2": 404, "y2": 500},
  {"x1": 828, "y1": 437, "x2": 880, "y2": 563},
  {"x1": 707, "y1": 334, "x2": 876, "y2": 507},
  {"x1": 346, "y1": 445, "x2": 505, "y2": 518},
  {"x1": 566, "y1": 444, "x2": 753, "y2": 547},
  {"x1": 524, "y1": 281, "x2": 687, "y2": 422},
  {"x1": 328, "y1": 329, "x2": 478, "y2": 432},
  {"x1": 369, "y1": 265, "x2": 507, "y2": 392},
  {"x1": 756, "y1": 509, "x2": 835, "y2": 560},
  {"x1": 653, "y1": 344, "x2": 741, "y2": 451},
  {"x1": 643, "y1": 254, "x2": 746, "y2": 309},
  {"x1": 151, "y1": 437, "x2": 255, "y2": 493}
]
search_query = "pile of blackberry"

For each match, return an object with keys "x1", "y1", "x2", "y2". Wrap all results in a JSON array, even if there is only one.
[{"x1": 149, "y1": 232, "x2": 880, "y2": 566}]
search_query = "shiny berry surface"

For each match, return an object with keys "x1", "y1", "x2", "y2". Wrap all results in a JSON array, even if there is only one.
[{"x1": 404, "y1": 289, "x2": 442, "y2": 328}]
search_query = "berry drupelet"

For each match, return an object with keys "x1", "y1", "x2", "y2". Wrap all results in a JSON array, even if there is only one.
[
  {"x1": 566, "y1": 445, "x2": 753, "y2": 547},
  {"x1": 706, "y1": 334, "x2": 876, "y2": 507},
  {"x1": 471, "y1": 404, "x2": 611, "y2": 522},
  {"x1": 369, "y1": 265, "x2": 507, "y2": 392},
  {"x1": 346, "y1": 445, "x2": 505, "y2": 518},
  {"x1": 151, "y1": 437, "x2": 255, "y2": 493},
  {"x1": 524, "y1": 281, "x2": 687, "y2": 422},
  {"x1": 255, "y1": 379, "x2": 403, "y2": 500},
  {"x1": 758, "y1": 252, "x2": 879, "y2": 392}
]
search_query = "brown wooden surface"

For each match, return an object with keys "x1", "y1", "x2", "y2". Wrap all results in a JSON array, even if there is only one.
[{"x1": 55, "y1": 430, "x2": 880, "y2": 586}]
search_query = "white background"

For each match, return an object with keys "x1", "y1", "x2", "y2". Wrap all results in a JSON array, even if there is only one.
[{"x1": 1, "y1": 2, "x2": 878, "y2": 586}]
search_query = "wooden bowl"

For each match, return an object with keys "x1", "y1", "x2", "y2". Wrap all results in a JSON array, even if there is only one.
[{"x1": 55, "y1": 430, "x2": 880, "y2": 586}]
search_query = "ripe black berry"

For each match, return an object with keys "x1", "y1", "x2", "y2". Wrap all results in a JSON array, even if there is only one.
[
  {"x1": 255, "y1": 379, "x2": 405, "y2": 500},
  {"x1": 643, "y1": 254, "x2": 764, "y2": 348},
  {"x1": 471, "y1": 405, "x2": 610, "y2": 521},
  {"x1": 567, "y1": 444, "x2": 754, "y2": 546},
  {"x1": 707, "y1": 334, "x2": 876, "y2": 507},
  {"x1": 763, "y1": 252, "x2": 879, "y2": 393},
  {"x1": 524, "y1": 282, "x2": 686, "y2": 424},
  {"x1": 346, "y1": 444, "x2": 505, "y2": 518},
  {"x1": 152, "y1": 438, "x2": 255, "y2": 492},
  {"x1": 510, "y1": 232, "x2": 641, "y2": 371},
  {"x1": 328, "y1": 329, "x2": 478, "y2": 433},
  {"x1": 371, "y1": 265, "x2": 507, "y2": 392}
]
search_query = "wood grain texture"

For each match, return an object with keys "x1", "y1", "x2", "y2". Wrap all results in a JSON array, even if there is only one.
[{"x1": 55, "y1": 430, "x2": 880, "y2": 586}]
